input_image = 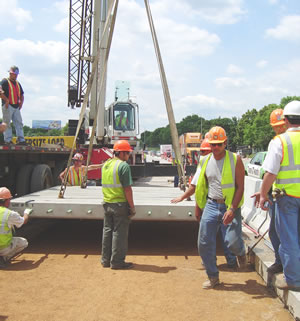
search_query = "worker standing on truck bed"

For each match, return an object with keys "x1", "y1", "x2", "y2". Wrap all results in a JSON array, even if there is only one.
[
  {"x1": 252, "y1": 108, "x2": 286, "y2": 275},
  {"x1": 0, "y1": 66, "x2": 26, "y2": 145},
  {"x1": 195, "y1": 126, "x2": 246, "y2": 289},
  {"x1": 101, "y1": 140, "x2": 135, "y2": 270},
  {"x1": 0, "y1": 187, "x2": 30, "y2": 268},
  {"x1": 171, "y1": 138, "x2": 238, "y2": 268},
  {"x1": 258, "y1": 100, "x2": 300, "y2": 291},
  {"x1": 59, "y1": 153, "x2": 102, "y2": 186}
]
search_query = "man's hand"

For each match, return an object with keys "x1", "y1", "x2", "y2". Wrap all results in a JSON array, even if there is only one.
[
  {"x1": 222, "y1": 209, "x2": 235, "y2": 225},
  {"x1": 195, "y1": 206, "x2": 203, "y2": 222},
  {"x1": 128, "y1": 207, "x2": 136, "y2": 219},
  {"x1": 259, "y1": 194, "x2": 271, "y2": 211},
  {"x1": 250, "y1": 192, "x2": 260, "y2": 208},
  {"x1": 171, "y1": 196, "x2": 183, "y2": 204}
]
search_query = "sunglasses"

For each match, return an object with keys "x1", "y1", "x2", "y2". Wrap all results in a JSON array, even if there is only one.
[{"x1": 210, "y1": 143, "x2": 223, "y2": 147}]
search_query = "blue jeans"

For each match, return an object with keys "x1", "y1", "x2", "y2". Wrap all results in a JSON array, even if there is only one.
[
  {"x1": 101, "y1": 202, "x2": 130, "y2": 267},
  {"x1": 268, "y1": 200, "x2": 281, "y2": 265},
  {"x1": 198, "y1": 199, "x2": 245, "y2": 278},
  {"x1": 219, "y1": 228, "x2": 237, "y2": 266},
  {"x1": 275, "y1": 195, "x2": 300, "y2": 286},
  {"x1": 2, "y1": 104, "x2": 25, "y2": 143}
]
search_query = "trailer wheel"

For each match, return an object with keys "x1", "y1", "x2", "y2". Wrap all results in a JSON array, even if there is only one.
[
  {"x1": 16, "y1": 164, "x2": 34, "y2": 196},
  {"x1": 52, "y1": 160, "x2": 67, "y2": 186},
  {"x1": 30, "y1": 164, "x2": 53, "y2": 193}
]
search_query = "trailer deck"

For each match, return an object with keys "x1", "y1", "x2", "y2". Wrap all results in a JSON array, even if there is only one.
[{"x1": 10, "y1": 177, "x2": 195, "y2": 221}]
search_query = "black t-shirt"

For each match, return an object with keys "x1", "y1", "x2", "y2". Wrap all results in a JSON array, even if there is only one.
[{"x1": 0, "y1": 78, "x2": 24, "y2": 108}]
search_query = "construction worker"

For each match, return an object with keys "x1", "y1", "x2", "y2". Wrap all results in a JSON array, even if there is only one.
[
  {"x1": 252, "y1": 108, "x2": 286, "y2": 275},
  {"x1": 171, "y1": 138, "x2": 238, "y2": 269},
  {"x1": 115, "y1": 111, "x2": 128, "y2": 130},
  {"x1": 0, "y1": 187, "x2": 30, "y2": 268},
  {"x1": 195, "y1": 126, "x2": 246, "y2": 289},
  {"x1": 258, "y1": 101, "x2": 300, "y2": 291},
  {"x1": 59, "y1": 153, "x2": 102, "y2": 186},
  {"x1": 0, "y1": 66, "x2": 26, "y2": 145},
  {"x1": 101, "y1": 140, "x2": 135, "y2": 269}
]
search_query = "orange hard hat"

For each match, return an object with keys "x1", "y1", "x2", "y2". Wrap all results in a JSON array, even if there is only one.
[
  {"x1": 200, "y1": 139, "x2": 212, "y2": 151},
  {"x1": 207, "y1": 126, "x2": 227, "y2": 143},
  {"x1": 113, "y1": 140, "x2": 132, "y2": 152},
  {"x1": 72, "y1": 153, "x2": 84, "y2": 161},
  {"x1": 270, "y1": 109, "x2": 285, "y2": 127},
  {"x1": 0, "y1": 187, "x2": 12, "y2": 200}
]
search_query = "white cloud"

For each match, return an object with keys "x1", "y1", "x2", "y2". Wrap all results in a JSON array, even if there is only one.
[
  {"x1": 265, "y1": 15, "x2": 300, "y2": 42},
  {"x1": 177, "y1": 94, "x2": 225, "y2": 108},
  {"x1": 0, "y1": 0, "x2": 32, "y2": 31},
  {"x1": 215, "y1": 77, "x2": 250, "y2": 89},
  {"x1": 54, "y1": 0, "x2": 69, "y2": 14},
  {"x1": 268, "y1": 0, "x2": 279, "y2": 4},
  {"x1": 0, "y1": 39, "x2": 67, "y2": 66},
  {"x1": 181, "y1": 0, "x2": 247, "y2": 24},
  {"x1": 54, "y1": 17, "x2": 69, "y2": 33},
  {"x1": 256, "y1": 60, "x2": 268, "y2": 68},
  {"x1": 227, "y1": 64, "x2": 243, "y2": 74}
]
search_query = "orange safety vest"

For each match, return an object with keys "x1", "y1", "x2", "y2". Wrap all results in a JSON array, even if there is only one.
[
  {"x1": 6, "y1": 78, "x2": 21, "y2": 105},
  {"x1": 67, "y1": 166, "x2": 84, "y2": 186}
]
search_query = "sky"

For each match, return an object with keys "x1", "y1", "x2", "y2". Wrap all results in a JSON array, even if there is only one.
[{"x1": 0, "y1": 0, "x2": 300, "y2": 133}]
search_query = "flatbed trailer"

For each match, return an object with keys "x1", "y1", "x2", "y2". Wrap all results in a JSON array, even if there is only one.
[{"x1": 10, "y1": 177, "x2": 195, "y2": 221}]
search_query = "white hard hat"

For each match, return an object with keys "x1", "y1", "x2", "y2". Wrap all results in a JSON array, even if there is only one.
[{"x1": 283, "y1": 100, "x2": 300, "y2": 117}]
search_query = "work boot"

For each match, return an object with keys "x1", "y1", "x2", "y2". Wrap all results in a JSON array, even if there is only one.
[
  {"x1": 16, "y1": 141, "x2": 28, "y2": 146},
  {"x1": 275, "y1": 277, "x2": 300, "y2": 291},
  {"x1": 237, "y1": 255, "x2": 247, "y2": 268},
  {"x1": 202, "y1": 277, "x2": 220, "y2": 289},
  {"x1": 267, "y1": 262, "x2": 283, "y2": 274},
  {"x1": 111, "y1": 262, "x2": 134, "y2": 270}
]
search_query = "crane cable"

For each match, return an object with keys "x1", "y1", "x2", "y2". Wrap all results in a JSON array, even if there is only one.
[
  {"x1": 58, "y1": 0, "x2": 118, "y2": 198},
  {"x1": 144, "y1": 0, "x2": 187, "y2": 188},
  {"x1": 82, "y1": 0, "x2": 119, "y2": 188}
]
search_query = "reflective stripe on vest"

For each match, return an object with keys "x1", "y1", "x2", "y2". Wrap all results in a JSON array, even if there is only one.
[
  {"x1": 102, "y1": 158, "x2": 126, "y2": 203},
  {"x1": 68, "y1": 166, "x2": 83, "y2": 186},
  {"x1": 0, "y1": 207, "x2": 12, "y2": 250},
  {"x1": 6, "y1": 78, "x2": 21, "y2": 105},
  {"x1": 274, "y1": 131, "x2": 300, "y2": 197},
  {"x1": 195, "y1": 150, "x2": 244, "y2": 209}
]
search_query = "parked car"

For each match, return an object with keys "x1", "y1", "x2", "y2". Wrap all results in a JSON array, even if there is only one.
[{"x1": 246, "y1": 151, "x2": 267, "y2": 179}]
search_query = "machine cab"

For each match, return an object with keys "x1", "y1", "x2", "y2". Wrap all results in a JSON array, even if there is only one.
[{"x1": 105, "y1": 101, "x2": 139, "y2": 147}]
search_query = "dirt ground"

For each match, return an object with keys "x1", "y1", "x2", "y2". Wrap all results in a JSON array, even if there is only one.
[{"x1": 0, "y1": 220, "x2": 293, "y2": 321}]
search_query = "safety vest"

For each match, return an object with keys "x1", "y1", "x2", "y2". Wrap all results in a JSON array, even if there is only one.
[
  {"x1": 116, "y1": 115, "x2": 127, "y2": 128},
  {"x1": 6, "y1": 78, "x2": 21, "y2": 106},
  {"x1": 0, "y1": 207, "x2": 13, "y2": 250},
  {"x1": 195, "y1": 150, "x2": 244, "y2": 210},
  {"x1": 102, "y1": 158, "x2": 126, "y2": 203},
  {"x1": 68, "y1": 166, "x2": 84, "y2": 186},
  {"x1": 274, "y1": 130, "x2": 300, "y2": 197}
]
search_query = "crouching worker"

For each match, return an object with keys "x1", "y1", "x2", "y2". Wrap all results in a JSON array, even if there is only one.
[{"x1": 0, "y1": 187, "x2": 29, "y2": 268}]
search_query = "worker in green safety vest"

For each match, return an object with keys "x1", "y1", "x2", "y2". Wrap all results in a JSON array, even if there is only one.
[
  {"x1": 0, "y1": 187, "x2": 30, "y2": 268},
  {"x1": 195, "y1": 126, "x2": 246, "y2": 289},
  {"x1": 258, "y1": 100, "x2": 300, "y2": 291},
  {"x1": 115, "y1": 111, "x2": 128, "y2": 130},
  {"x1": 101, "y1": 140, "x2": 135, "y2": 270}
]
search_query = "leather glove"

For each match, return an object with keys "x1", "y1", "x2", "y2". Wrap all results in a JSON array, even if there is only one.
[{"x1": 128, "y1": 207, "x2": 136, "y2": 219}]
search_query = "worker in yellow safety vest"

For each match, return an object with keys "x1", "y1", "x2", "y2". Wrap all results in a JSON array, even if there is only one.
[
  {"x1": 101, "y1": 140, "x2": 135, "y2": 270},
  {"x1": 0, "y1": 187, "x2": 30, "y2": 268},
  {"x1": 115, "y1": 111, "x2": 128, "y2": 130},
  {"x1": 195, "y1": 126, "x2": 246, "y2": 289},
  {"x1": 252, "y1": 108, "x2": 287, "y2": 276},
  {"x1": 59, "y1": 153, "x2": 102, "y2": 186},
  {"x1": 258, "y1": 101, "x2": 300, "y2": 291}
]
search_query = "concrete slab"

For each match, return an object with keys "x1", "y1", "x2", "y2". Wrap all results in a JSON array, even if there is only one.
[{"x1": 10, "y1": 177, "x2": 195, "y2": 221}]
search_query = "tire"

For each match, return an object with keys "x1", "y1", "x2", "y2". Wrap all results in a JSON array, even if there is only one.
[
  {"x1": 16, "y1": 164, "x2": 34, "y2": 197},
  {"x1": 30, "y1": 164, "x2": 53, "y2": 193},
  {"x1": 52, "y1": 160, "x2": 67, "y2": 186}
]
